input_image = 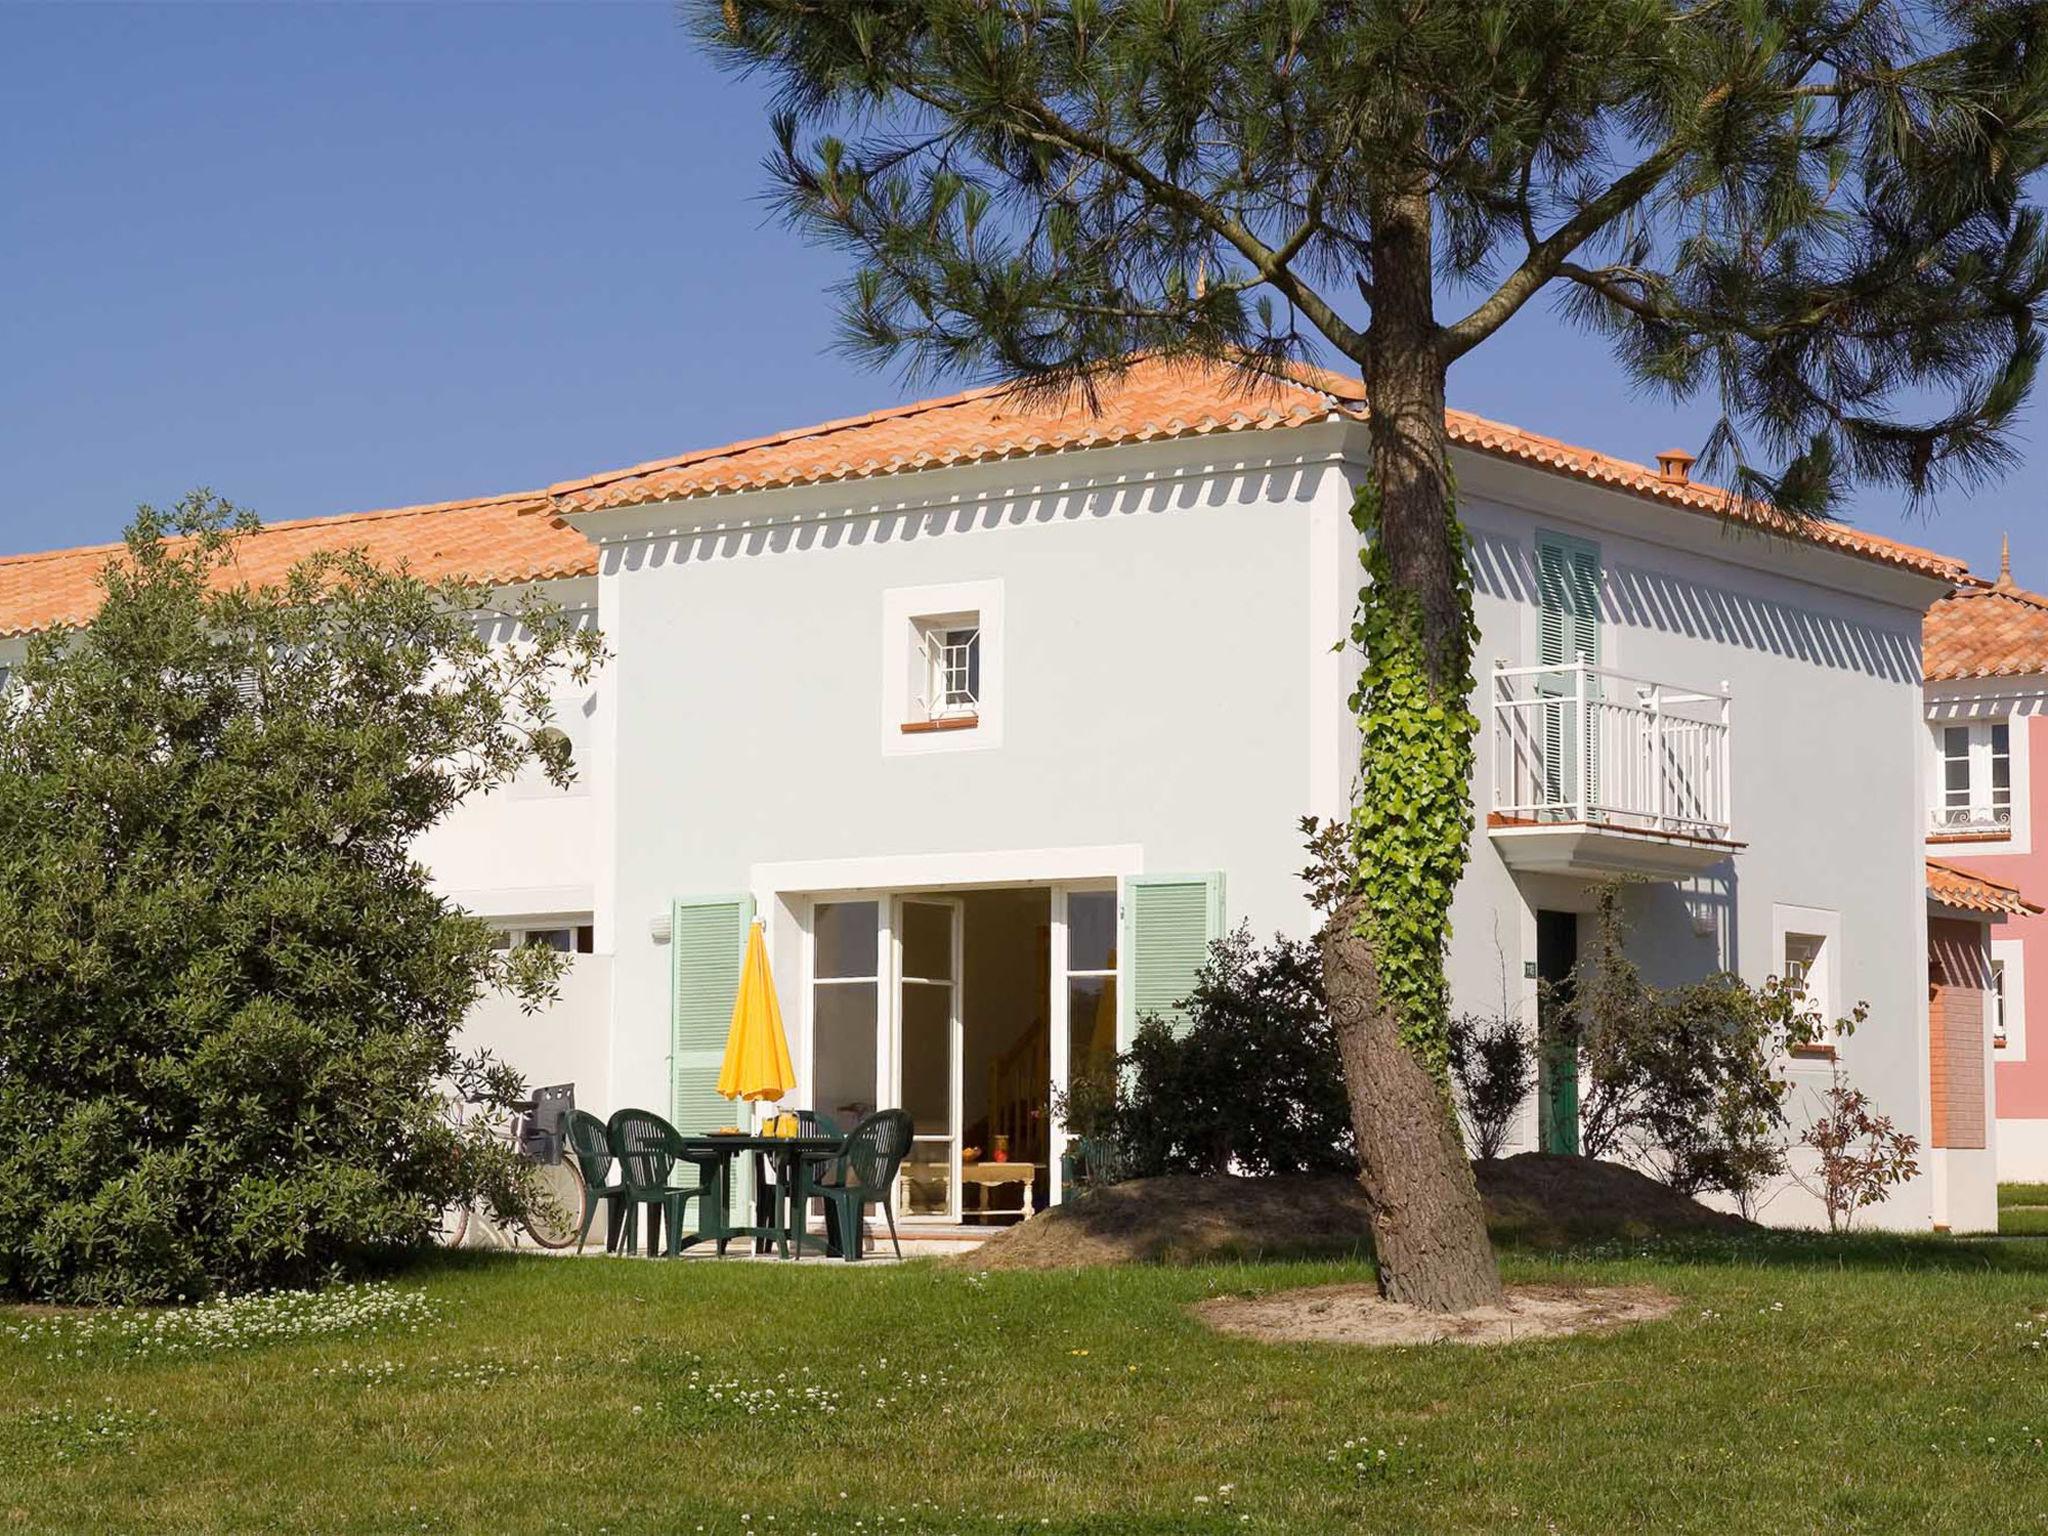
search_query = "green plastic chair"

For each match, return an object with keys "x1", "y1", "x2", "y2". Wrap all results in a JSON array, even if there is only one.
[
  {"x1": 563, "y1": 1109, "x2": 629, "y2": 1252},
  {"x1": 1058, "y1": 1135, "x2": 1128, "y2": 1200},
  {"x1": 606, "y1": 1109, "x2": 725, "y2": 1257},
  {"x1": 791, "y1": 1109, "x2": 914, "y2": 1261}
]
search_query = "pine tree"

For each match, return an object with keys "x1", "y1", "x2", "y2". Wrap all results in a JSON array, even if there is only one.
[{"x1": 695, "y1": 0, "x2": 2048, "y2": 1310}]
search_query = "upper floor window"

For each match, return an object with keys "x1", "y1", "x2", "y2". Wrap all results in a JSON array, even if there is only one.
[
  {"x1": 913, "y1": 615, "x2": 981, "y2": 726},
  {"x1": 1933, "y1": 720, "x2": 2011, "y2": 837},
  {"x1": 882, "y1": 578, "x2": 1004, "y2": 755}
]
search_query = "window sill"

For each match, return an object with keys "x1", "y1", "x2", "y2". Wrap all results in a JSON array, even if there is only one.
[
  {"x1": 901, "y1": 714, "x2": 979, "y2": 736},
  {"x1": 1928, "y1": 830, "x2": 2013, "y2": 845},
  {"x1": 1788, "y1": 1045, "x2": 1838, "y2": 1063}
]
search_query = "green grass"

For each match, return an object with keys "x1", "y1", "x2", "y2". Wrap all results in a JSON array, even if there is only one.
[
  {"x1": 5, "y1": 1236, "x2": 2048, "y2": 1534},
  {"x1": 1998, "y1": 1184, "x2": 2048, "y2": 1235}
]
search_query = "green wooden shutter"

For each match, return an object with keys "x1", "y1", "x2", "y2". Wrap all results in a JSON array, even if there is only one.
[
  {"x1": 1536, "y1": 532, "x2": 1600, "y2": 668},
  {"x1": 1535, "y1": 532, "x2": 1602, "y2": 809},
  {"x1": 1121, "y1": 873, "x2": 1225, "y2": 1041},
  {"x1": 670, "y1": 895, "x2": 753, "y2": 1134}
]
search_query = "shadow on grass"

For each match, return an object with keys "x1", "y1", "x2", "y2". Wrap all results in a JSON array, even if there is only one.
[{"x1": 1506, "y1": 1226, "x2": 2048, "y2": 1277}]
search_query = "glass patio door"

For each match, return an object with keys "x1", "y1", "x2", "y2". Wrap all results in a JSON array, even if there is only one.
[
  {"x1": 893, "y1": 897, "x2": 962, "y2": 1219},
  {"x1": 1048, "y1": 885, "x2": 1119, "y2": 1206}
]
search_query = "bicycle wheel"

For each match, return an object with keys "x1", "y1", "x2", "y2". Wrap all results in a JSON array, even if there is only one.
[
  {"x1": 436, "y1": 1202, "x2": 472, "y2": 1249},
  {"x1": 521, "y1": 1157, "x2": 586, "y2": 1250}
]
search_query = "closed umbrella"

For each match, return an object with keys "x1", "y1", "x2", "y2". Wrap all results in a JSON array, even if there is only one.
[{"x1": 717, "y1": 920, "x2": 797, "y2": 1106}]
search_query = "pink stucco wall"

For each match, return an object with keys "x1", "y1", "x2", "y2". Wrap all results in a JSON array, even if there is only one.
[{"x1": 1934, "y1": 713, "x2": 2048, "y2": 1121}]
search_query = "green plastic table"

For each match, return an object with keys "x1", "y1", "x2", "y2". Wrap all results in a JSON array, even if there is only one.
[{"x1": 681, "y1": 1133, "x2": 845, "y2": 1258}]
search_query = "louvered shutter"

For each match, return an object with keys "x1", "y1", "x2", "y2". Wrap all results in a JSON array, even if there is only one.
[
  {"x1": 670, "y1": 895, "x2": 753, "y2": 1134},
  {"x1": 1535, "y1": 533, "x2": 1602, "y2": 811},
  {"x1": 1121, "y1": 874, "x2": 1225, "y2": 1040}
]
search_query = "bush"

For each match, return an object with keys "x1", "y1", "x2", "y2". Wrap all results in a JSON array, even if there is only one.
[
  {"x1": 0, "y1": 496, "x2": 603, "y2": 1303},
  {"x1": 1569, "y1": 888, "x2": 1850, "y2": 1206},
  {"x1": 1796, "y1": 1068, "x2": 1921, "y2": 1232},
  {"x1": 1447, "y1": 1013, "x2": 1532, "y2": 1162},
  {"x1": 1061, "y1": 925, "x2": 1356, "y2": 1180}
]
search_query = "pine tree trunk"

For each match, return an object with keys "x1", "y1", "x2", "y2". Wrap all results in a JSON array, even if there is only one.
[
  {"x1": 1319, "y1": 182, "x2": 1505, "y2": 1313},
  {"x1": 1323, "y1": 893, "x2": 1502, "y2": 1311}
]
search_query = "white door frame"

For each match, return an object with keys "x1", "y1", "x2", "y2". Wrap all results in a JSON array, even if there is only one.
[
  {"x1": 892, "y1": 894, "x2": 964, "y2": 1222},
  {"x1": 1047, "y1": 880, "x2": 1119, "y2": 1208},
  {"x1": 792, "y1": 862, "x2": 1133, "y2": 1219}
]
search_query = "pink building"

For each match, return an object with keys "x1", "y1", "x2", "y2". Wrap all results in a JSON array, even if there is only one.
[{"x1": 1925, "y1": 556, "x2": 2048, "y2": 1179}]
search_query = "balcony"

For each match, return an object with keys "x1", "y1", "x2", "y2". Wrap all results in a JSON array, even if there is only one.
[{"x1": 1488, "y1": 661, "x2": 1740, "y2": 879}]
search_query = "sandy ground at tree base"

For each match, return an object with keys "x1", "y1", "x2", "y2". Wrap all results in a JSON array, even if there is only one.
[{"x1": 1194, "y1": 1281, "x2": 1681, "y2": 1346}]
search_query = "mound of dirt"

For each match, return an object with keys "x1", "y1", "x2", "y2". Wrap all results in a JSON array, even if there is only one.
[
  {"x1": 1476, "y1": 1152, "x2": 1754, "y2": 1247},
  {"x1": 956, "y1": 1153, "x2": 1751, "y2": 1271},
  {"x1": 1195, "y1": 1282, "x2": 1679, "y2": 1347}
]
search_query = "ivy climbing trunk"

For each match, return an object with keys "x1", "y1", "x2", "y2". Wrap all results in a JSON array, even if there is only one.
[{"x1": 1319, "y1": 183, "x2": 1504, "y2": 1314}]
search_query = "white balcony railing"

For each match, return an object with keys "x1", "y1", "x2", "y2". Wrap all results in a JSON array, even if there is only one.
[
  {"x1": 1492, "y1": 661, "x2": 1732, "y2": 840},
  {"x1": 1929, "y1": 803, "x2": 2012, "y2": 837}
]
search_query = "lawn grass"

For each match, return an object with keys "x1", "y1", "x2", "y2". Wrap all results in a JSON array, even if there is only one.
[
  {"x1": 1998, "y1": 1183, "x2": 2048, "y2": 1235},
  {"x1": 5, "y1": 1236, "x2": 2048, "y2": 1534}
]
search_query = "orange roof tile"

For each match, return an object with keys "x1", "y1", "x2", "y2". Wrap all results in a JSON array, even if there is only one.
[
  {"x1": 549, "y1": 354, "x2": 1967, "y2": 583},
  {"x1": 0, "y1": 355, "x2": 1967, "y2": 641},
  {"x1": 0, "y1": 492, "x2": 596, "y2": 639},
  {"x1": 1923, "y1": 577, "x2": 2048, "y2": 682},
  {"x1": 1927, "y1": 858, "x2": 2043, "y2": 916}
]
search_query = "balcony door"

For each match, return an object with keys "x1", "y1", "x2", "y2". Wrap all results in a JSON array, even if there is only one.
[{"x1": 1536, "y1": 531, "x2": 1602, "y2": 817}]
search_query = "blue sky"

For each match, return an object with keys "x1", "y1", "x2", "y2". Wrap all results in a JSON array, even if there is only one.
[{"x1": 2, "y1": 2, "x2": 2038, "y2": 580}]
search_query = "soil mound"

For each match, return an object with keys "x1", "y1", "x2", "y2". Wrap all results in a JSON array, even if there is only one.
[{"x1": 957, "y1": 1153, "x2": 1751, "y2": 1271}]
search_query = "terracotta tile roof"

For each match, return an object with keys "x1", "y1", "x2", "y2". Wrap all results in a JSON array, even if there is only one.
[
  {"x1": 0, "y1": 492, "x2": 595, "y2": 639},
  {"x1": 0, "y1": 355, "x2": 1965, "y2": 641},
  {"x1": 1923, "y1": 577, "x2": 2048, "y2": 682},
  {"x1": 549, "y1": 354, "x2": 1967, "y2": 583},
  {"x1": 1927, "y1": 858, "x2": 2043, "y2": 916}
]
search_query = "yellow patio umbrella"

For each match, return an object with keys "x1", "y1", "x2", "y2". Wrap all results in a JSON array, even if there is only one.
[{"x1": 717, "y1": 920, "x2": 798, "y2": 1106}]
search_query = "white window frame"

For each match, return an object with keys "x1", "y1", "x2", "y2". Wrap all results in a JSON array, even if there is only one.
[
  {"x1": 915, "y1": 616, "x2": 982, "y2": 721},
  {"x1": 881, "y1": 579, "x2": 1005, "y2": 756},
  {"x1": 489, "y1": 917, "x2": 596, "y2": 954},
  {"x1": 1771, "y1": 904, "x2": 1842, "y2": 1069},
  {"x1": 1930, "y1": 718, "x2": 2015, "y2": 838},
  {"x1": 1047, "y1": 882, "x2": 1119, "y2": 1208},
  {"x1": 1993, "y1": 937, "x2": 2026, "y2": 1061}
]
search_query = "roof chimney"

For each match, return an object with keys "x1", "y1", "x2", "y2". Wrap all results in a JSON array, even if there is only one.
[
  {"x1": 1655, "y1": 448, "x2": 1696, "y2": 486},
  {"x1": 1998, "y1": 532, "x2": 2015, "y2": 589}
]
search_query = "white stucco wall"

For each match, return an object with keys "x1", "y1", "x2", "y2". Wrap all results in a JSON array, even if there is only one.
[
  {"x1": 1434, "y1": 454, "x2": 1942, "y2": 1229},
  {"x1": 584, "y1": 431, "x2": 1356, "y2": 1114},
  {"x1": 457, "y1": 955, "x2": 613, "y2": 1108},
  {"x1": 512, "y1": 419, "x2": 1951, "y2": 1227}
]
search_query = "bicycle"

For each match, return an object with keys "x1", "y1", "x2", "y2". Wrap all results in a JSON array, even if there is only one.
[{"x1": 436, "y1": 1089, "x2": 587, "y2": 1252}]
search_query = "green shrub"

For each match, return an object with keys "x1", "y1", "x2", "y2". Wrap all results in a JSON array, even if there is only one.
[
  {"x1": 0, "y1": 494, "x2": 603, "y2": 1303},
  {"x1": 1569, "y1": 888, "x2": 1851, "y2": 1207},
  {"x1": 1065, "y1": 925, "x2": 1356, "y2": 1180},
  {"x1": 1447, "y1": 1012, "x2": 1532, "y2": 1162}
]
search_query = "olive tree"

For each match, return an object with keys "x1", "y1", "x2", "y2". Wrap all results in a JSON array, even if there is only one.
[{"x1": 0, "y1": 494, "x2": 604, "y2": 1302}]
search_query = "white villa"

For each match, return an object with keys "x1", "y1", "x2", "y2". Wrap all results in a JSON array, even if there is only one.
[{"x1": 0, "y1": 356, "x2": 2024, "y2": 1232}]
